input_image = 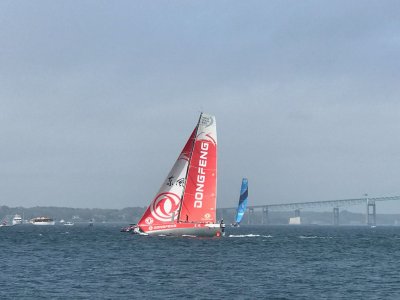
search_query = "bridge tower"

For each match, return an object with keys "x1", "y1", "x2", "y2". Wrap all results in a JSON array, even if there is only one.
[
  {"x1": 261, "y1": 206, "x2": 269, "y2": 225},
  {"x1": 333, "y1": 207, "x2": 339, "y2": 225},
  {"x1": 247, "y1": 207, "x2": 255, "y2": 224},
  {"x1": 366, "y1": 199, "x2": 376, "y2": 226}
]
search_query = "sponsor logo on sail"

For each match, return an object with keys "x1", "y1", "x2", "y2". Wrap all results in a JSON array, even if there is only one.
[
  {"x1": 200, "y1": 115, "x2": 213, "y2": 128},
  {"x1": 150, "y1": 192, "x2": 181, "y2": 222},
  {"x1": 194, "y1": 142, "x2": 209, "y2": 208},
  {"x1": 204, "y1": 213, "x2": 211, "y2": 220}
]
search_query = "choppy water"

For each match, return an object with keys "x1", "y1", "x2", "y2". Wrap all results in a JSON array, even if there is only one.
[{"x1": 1, "y1": 224, "x2": 400, "y2": 299}]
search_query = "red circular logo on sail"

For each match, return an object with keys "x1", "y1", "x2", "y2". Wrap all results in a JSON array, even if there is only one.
[
  {"x1": 150, "y1": 192, "x2": 181, "y2": 222},
  {"x1": 145, "y1": 217, "x2": 154, "y2": 225}
]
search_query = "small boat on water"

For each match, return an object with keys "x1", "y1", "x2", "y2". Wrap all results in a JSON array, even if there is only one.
[
  {"x1": 120, "y1": 224, "x2": 136, "y2": 232},
  {"x1": 64, "y1": 221, "x2": 74, "y2": 226},
  {"x1": 30, "y1": 217, "x2": 55, "y2": 225},
  {"x1": 1, "y1": 215, "x2": 23, "y2": 227},
  {"x1": 231, "y1": 178, "x2": 248, "y2": 227},
  {"x1": 133, "y1": 113, "x2": 223, "y2": 237},
  {"x1": 289, "y1": 216, "x2": 301, "y2": 225},
  {"x1": 12, "y1": 214, "x2": 23, "y2": 225}
]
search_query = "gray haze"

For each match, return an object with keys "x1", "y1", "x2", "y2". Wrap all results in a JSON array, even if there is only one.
[{"x1": 1, "y1": 1, "x2": 399, "y2": 213}]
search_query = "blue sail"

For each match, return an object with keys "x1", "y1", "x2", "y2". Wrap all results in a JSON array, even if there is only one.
[{"x1": 235, "y1": 178, "x2": 248, "y2": 224}]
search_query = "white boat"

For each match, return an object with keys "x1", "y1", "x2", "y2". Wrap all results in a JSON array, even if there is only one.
[
  {"x1": 289, "y1": 216, "x2": 301, "y2": 225},
  {"x1": 12, "y1": 214, "x2": 23, "y2": 225},
  {"x1": 30, "y1": 217, "x2": 55, "y2": 225},
  {"x1": 64, "y1": 222, "x2": 74, "y2": 226},
  {"x1": 134, "y1": 113, "x2": 223, "y2": 237}
]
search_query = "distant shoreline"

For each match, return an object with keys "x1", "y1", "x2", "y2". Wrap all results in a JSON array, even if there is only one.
[{"x1": 2, "y1": 205, "x2": 400, "y2": 225}]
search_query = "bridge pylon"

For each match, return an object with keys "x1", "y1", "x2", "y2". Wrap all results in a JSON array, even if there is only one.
[
  {"x1": 247, "y1": 207, "x2": 255, "y2": 225},
  {"x1": 333, "y1": 207, "x2": 339, "y2": 225},
  {"x1": 262, "y1": 206, "x2": 269, "y2": 225},
  {"x1": 366, "y1": 199, "x2": 376, "y2": 226}
]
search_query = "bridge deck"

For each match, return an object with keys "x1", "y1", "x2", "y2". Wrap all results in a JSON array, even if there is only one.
[{"x1": 222, "y1": 196, "x2": 400, "y2": 212}]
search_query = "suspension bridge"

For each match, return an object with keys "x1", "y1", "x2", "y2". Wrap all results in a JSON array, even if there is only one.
[{"x1": 220, "y1": 195, "x2": 400, "y2": 226}]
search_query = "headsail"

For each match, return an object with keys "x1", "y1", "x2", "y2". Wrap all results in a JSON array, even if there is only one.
[
  {"x1": 235, "y1": 178, "x2": 248, "y2": 225},
  {"x1": 137, "y1": 128, "x2": 196, "y2": 229}
]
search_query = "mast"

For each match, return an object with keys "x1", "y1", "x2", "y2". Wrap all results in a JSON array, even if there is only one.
[{"x1": 177, "y1": 113, "x2": 203, "y2": 222}]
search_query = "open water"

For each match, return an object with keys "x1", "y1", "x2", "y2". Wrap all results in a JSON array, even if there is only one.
[{"x1": 1, "y1": 224, "x2": 400, "y2": 299}]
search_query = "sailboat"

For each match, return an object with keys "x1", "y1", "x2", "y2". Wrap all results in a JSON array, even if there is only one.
[
  {"x1": 232, "y1": 178, "x2": 248, "y2": 227},
  {"x1": 134, "y1": 113, "x2": 222, "y2": 237}
]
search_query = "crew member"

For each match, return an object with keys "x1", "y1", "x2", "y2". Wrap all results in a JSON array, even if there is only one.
[{"x1": 220, "y1": 218, "x2": 226, "y2": 234}]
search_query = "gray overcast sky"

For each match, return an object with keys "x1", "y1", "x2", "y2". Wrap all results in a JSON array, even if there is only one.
[{"x1": 1, "y1": 1, "x2": 399, "y2": 212}]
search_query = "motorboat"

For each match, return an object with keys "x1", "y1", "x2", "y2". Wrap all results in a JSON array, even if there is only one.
[
  {"x1": 30, "y1": 217, "x2": 55, "y2": 225},
  {"x1": 12, "y1": 214, "x2": 23, "y2": 225}
]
